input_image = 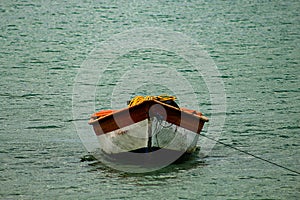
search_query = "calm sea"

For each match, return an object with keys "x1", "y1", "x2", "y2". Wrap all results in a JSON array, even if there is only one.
[{"x1": 1, "y1": 0, "x2": 299, "y2": 199}]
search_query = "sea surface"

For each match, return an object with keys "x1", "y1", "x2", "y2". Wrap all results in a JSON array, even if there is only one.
[{"x1": 1, "y1": 0, "x2": 299, "y2": 199}]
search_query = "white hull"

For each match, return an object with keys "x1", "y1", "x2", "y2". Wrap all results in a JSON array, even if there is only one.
[{"x1": 97, "y1": 118, "x2": 199, "y2": 155}]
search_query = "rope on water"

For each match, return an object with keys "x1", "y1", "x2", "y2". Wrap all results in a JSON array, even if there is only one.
[{"x1": 200, "y1": 134, "x2": 300, "y2": 175}]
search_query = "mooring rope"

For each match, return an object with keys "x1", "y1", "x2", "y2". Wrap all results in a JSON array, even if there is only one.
[{"x1": 200, "y1": 134, "x2": 300, "y2": 175}]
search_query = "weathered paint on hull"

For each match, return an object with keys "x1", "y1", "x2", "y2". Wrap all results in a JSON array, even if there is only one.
[{"x1": 97, "y1": 119, "x2": 199, "y2": 155}]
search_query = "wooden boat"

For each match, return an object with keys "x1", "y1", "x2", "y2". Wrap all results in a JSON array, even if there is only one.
[{"x1": 88, "y1": 96, "x2": 208, "y2": 166}]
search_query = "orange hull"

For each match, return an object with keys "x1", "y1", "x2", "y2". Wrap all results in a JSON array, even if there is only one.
[{"x1": 89, "y1": 100, "x2": 208, "y2": 136}]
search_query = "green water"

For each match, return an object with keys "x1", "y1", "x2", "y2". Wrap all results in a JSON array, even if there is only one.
[{"x1": 1, "y1": 0, "x2": 299, "y2": 199}]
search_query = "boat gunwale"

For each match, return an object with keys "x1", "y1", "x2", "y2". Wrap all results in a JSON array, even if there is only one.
[{"x1": 88, "y1": 100, "x2": 209, "y2": 135}]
